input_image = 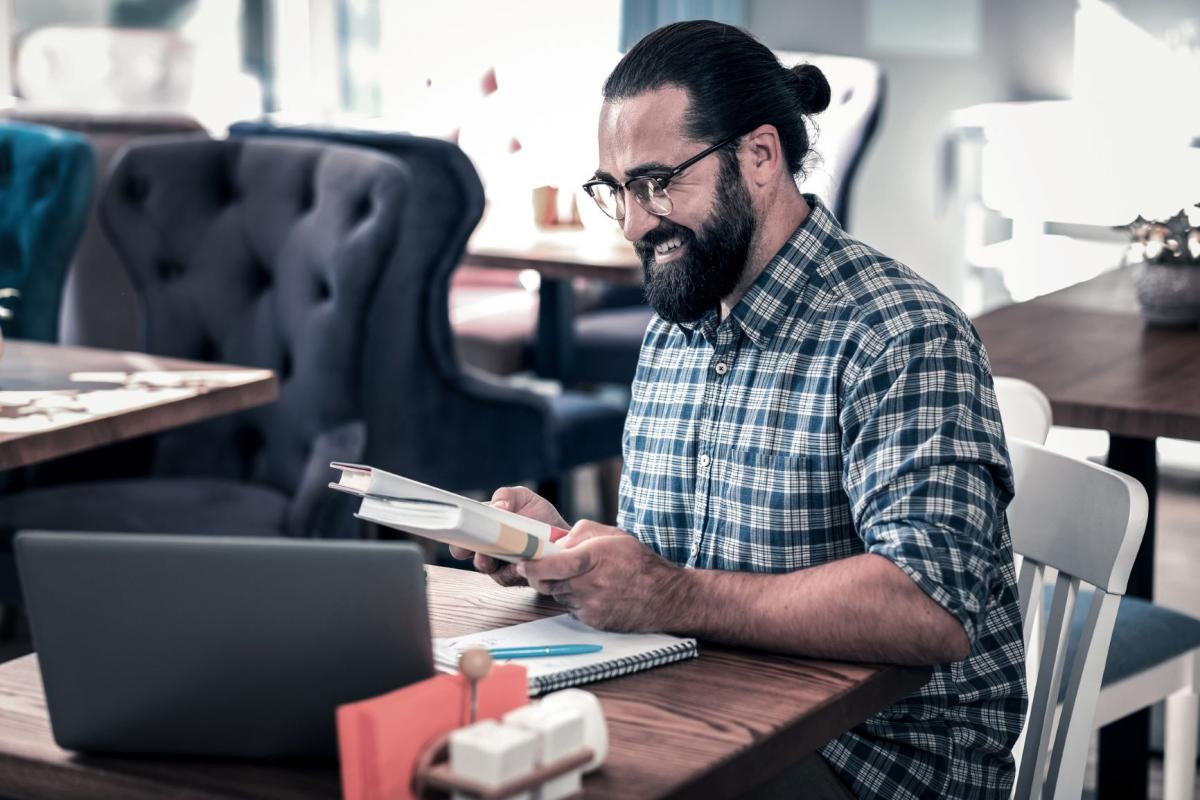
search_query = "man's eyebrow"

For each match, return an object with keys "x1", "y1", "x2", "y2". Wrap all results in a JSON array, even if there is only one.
[
  {"x1": 592, "y1": 162, "x2": 673, "y2": 183},
  {"x1": 626, "y1": 162, "x2": 672, "y2": 178}
]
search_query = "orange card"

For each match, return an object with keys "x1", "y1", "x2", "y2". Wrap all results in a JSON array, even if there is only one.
[{"x1": 338, "y1": 665, "x2": 529, "y2": 800}]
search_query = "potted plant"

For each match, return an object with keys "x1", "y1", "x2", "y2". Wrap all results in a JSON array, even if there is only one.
[{"x1": 1122, "y1": 206, "x2": 1200, "y2": 326}]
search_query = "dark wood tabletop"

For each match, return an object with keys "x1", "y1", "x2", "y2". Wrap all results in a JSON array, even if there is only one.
[
  {"x1": 973, "y1": 267, "x2": 1200, "y2": 441},
  {"x1": 0, "y1": 566, "x2": 931, "y2": 800},
  {"x1": 0, "y1": 340, "x2": 278, "y2": 470}
]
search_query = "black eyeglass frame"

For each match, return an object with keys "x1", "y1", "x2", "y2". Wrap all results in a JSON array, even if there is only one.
[{"x1": 581, "y1": 130, "x2": 745, "y2": 221}]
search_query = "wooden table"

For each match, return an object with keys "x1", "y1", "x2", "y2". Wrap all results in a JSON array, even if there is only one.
[
  {"x1": 974, "y1": 266, "x2": 1200, "y2": 800},
  {"x1": 0, "y1": 340, "x2": 278, "y2": 470},
  {"x1": 464, "y1": 225, "x2": 641, "y2": 380},
  {"x1": 0, "y1": 566, "x2": 931, "y2": 799}
]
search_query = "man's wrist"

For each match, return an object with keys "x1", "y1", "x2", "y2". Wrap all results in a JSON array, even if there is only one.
[{"x1": 656, "y1": 560, "x2": 704, "y2": 633}]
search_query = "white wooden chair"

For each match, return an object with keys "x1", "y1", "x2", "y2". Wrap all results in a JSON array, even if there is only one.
[
  {"x1": 994, "y1": 377, "x2": 1053, "y2": 445},
  {"x1": 1007, "y1": 438, "x2": 1148, "y2": 798},
  {"x1": 997, "y1": 377, "x2": 1200, "y2": 799}
]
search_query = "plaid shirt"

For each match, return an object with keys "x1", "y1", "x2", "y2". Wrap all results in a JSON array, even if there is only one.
[{"x1": 618, "y1": 198, "x2": 1026, "y2": 799}]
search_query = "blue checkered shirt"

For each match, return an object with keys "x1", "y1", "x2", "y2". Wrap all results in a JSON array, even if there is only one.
[{"x1": 617, "y1": 198, "x2": 1027, "y2": 799}]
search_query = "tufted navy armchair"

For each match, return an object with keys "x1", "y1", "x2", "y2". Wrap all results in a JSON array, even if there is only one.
[
  {"x1": 0, "y1": 121, "x2": 94, "y2": 341},
  {"x1": 228, "y1": 123, "x2": 627, "y2": 507},
  {"x1": 0, "y1": 135, "x2": 415, "y2": 539}
]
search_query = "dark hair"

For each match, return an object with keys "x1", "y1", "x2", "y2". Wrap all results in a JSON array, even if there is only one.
[{"x1": 603, "y1": 20, "x2": 830, "y2": 178}]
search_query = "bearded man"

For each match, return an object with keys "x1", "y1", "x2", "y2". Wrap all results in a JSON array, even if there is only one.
[{"x1": 452, "y1": 20, "x2": 1026, "y2": 800}]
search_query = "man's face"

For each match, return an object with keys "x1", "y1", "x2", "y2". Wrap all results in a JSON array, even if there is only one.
[{"x1": 595, "y1": 87, "x2": 757, "y2": 323}]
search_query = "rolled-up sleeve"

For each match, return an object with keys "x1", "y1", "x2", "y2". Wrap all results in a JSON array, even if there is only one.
[{"x1": 840, "y1": 322, "x2": 1015, "y2": 647}]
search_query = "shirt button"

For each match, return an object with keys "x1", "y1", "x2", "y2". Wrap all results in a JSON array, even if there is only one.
[
  {"x1": 698, "y1": 453, "x2": 711, "y2": 469},
  {"x1": 690, "y1": 541, "x2": 700, "y2": 557},
  {"x1": 714, "y1": 361, "x2": 729, "y2": 376}
]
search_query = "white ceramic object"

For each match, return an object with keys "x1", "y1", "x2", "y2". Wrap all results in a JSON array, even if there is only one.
[
  {"x1": 448, "y1": 719, "x2": 537, "y2": 800},
  {"x1": 539, "y1": 689, "x2": 608, "y2": 773},
  {"x1": 504, "y1": 703, "x2": 585, "y2": 800}
]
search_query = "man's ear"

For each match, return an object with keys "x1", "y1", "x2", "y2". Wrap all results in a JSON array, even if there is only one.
[{"x1": 741, "y1": 124, "x2": 785, "y2": 188}]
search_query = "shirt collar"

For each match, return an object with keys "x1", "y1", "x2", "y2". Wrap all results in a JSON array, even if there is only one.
[{"x1": 676, "y1": 194, "x2": 838, "y2": 349}]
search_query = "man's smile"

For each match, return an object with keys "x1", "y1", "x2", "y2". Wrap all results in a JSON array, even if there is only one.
[{"x1": 652, "y1": 237, "x2": 686, "y2": 264}]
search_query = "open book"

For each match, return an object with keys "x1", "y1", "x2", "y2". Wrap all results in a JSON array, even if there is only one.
[
  {"x1": 435, "y1": 614, "x2": 699, "y2": 696},
  {"x1": 329, "y1": 463, "x2": 568, "y2": 561}
]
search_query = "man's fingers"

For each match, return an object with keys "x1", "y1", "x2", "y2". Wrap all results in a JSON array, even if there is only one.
[
  {"x1": 448, "y1": 545, "x2": 475, "y2": 561},
  {"x1": 490, "y1": 564, "x2": 527, "y2": 588},
  {"x1": 520, "y1": 548, "x2": 594, "y2": 583},
  {"x1": 559, "y1": 520, "x2": 622, "y2": 548},
  {"x1": 490, "y1": 486, "x2": 529, "y2": 512},
  {"x1": 473, "y1": 553, "x2": 504, "y2": 574}
]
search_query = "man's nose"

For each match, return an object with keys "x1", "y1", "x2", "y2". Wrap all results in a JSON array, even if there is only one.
[{"x1": 621, "y1": 200, "x2": 659, "y2": 244}]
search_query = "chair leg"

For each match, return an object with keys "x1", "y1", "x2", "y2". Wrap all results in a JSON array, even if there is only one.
[
  {"x1": 598, "y1": 457, "x2": 622, "y2": 526},
  {"x1": 1163, "y1": 653, "x2": 1199, "y2": 800},
  {"x1": 537, "y1": 475, "x2": 575, "y2": 523},
  {"x1": 0, "y1": 605, "x2": 20, "y2": 641}
]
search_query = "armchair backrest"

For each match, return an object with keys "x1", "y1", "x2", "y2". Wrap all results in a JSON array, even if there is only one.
[
  {"x1": 1, "y1": 110, "x2": 205, "y2": 349},
  {"x1": 773, "y1": 51, "x2": 884, "y2": 230},
  {"x1": 227, "y1": 123, "x2": 561, "y2": 493},
  {"x1": 0, "y1": 120, "x2": 94, "y2": 341},
  {"x1": 100, "y1": 135, "x2": 410, "y2": 519},
  {"x1": 993, "y1": 376, "x2": 1053, "y2": 445}
]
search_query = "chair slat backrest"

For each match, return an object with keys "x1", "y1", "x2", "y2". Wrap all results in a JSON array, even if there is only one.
[
  {"x1": 1008, "y1": 442, "x2": 1146, "y2": 594},
  {"x1": 994, "y1": 376, "x2": 1053, "y2": 446},
  {"x1": 1007, "y1": 439, "x2": 1147, "y2": 798}
]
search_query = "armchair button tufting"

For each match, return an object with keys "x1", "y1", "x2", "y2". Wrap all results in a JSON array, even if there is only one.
[
  {"x1": 279, "y1": 353, "x2": 293, "y2": 381},
  {"x1": 158, "y1": 260, "x2": 184, "y2": 280},
  {"x1": 0, "y1": 233, "x2": 19, "y2": 269},
  {"x1": 354, "y1": 195, "x2": 373, "y2": 222},
  {"x1": 255, "y1": 268, "x2": 273, "y2": 292},
  {"x1": 0, "y1": 143, "x2": 12, "y2": 186},
  {"x1": 126, "y1": 176, "x2": 150, "y2": 203},
  {"x1": 316, "y1": 280, "x2": 331, "y2": 301}
]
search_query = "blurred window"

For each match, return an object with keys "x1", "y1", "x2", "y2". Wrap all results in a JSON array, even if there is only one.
[{"x1": 6, "y1": 0, "x2": 263, "y2": 129}]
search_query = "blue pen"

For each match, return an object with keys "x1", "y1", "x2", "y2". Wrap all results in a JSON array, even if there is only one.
[{"x1": 488, "y1": 644, "x2": 603, "y2": 659}]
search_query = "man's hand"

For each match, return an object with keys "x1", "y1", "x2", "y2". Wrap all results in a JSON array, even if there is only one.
[
  {"x1": 448, "y1": 486, "x2": 569, "y2": 587},
  {"x1": 518, "y1": 521, "x2": 687, "y2": 631}
]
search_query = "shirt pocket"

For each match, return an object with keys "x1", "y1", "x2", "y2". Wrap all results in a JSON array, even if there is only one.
[{"x1": 713, "y1": 449, "x2": 856, "y2": 573}]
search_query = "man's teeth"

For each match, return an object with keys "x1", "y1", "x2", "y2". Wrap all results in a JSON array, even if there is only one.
[{"x1": 654, "y1": 238, "x2": 683, "y2": 255}]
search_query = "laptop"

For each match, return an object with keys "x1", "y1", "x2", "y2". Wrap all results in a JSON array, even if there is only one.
[{"x1": 15, "y1": 532, "x2": 434, "y2": 760}]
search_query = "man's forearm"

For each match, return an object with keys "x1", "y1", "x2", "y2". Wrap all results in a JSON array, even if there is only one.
[{"x1": 658, "y1": 553, "x2": 970, "y2": 665}]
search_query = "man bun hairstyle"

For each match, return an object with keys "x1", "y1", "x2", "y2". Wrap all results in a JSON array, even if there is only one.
[
  {"x1": 790, "y1": 63, "x2": 831, "y2": 116},
  {"x1": 604, "y1": 20, "x2": 831, "y2": 178}
]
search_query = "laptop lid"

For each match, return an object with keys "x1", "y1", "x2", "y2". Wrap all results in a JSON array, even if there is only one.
[{"x1": 16, "y1": 532, "x2": 433, "y2": 760}]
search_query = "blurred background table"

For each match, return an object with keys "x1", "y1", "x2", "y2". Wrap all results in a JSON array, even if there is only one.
[
  {"x1": 463, "y1": 225, "x2": 640, "y2": 381},
  {"x1": 0, "y1": 340, "x2": 277, "y2": 471}
]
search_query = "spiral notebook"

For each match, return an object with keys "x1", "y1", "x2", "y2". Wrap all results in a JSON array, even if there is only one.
[{"x1": 434, "y1": 614, "x2": 698, "y2": 695}]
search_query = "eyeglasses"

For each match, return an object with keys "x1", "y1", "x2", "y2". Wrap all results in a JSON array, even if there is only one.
[{"x1": 582, "y1": 131, "x2": 743, "y2": 221}]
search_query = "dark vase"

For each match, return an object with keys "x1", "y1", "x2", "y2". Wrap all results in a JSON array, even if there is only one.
[{"x1": 1132, "y1": 260, "x2": 1200, "y2": 326}]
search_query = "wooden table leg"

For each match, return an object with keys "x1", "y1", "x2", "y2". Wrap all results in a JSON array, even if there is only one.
[
  {"x1": 1098, "y1": 434, "x2": 1158, "y2": 800},
  {"x1": 535, "y1": 278, "x2": 575, "y2": 383}
]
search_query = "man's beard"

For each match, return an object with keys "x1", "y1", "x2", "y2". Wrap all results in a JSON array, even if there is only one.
[{"x1": 635, "y1": 157, "x2": 756, "y2": 324}]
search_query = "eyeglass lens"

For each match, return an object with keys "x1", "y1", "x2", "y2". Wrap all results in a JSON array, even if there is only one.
[{"x1": 589, "y1": 178, "x2": 672, "y2": 221}]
